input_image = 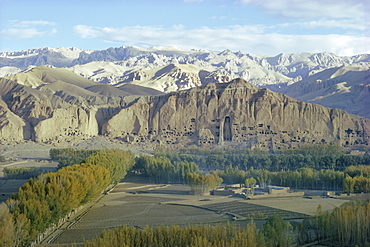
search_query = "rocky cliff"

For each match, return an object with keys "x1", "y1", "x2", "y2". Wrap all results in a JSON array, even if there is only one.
[
  {"x1": 0, "y1": 66, "x2": 162, "y2": 143},
  {"x1": 102, "y1": 78, "x2": 370, "y2": 150},
  {"x1": 0, "y1": 67, "x2": 369, "y2": 150}
]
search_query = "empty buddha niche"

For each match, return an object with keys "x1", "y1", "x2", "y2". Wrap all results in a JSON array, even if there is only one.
[{"x1": 224, "y1": 116, "x2": 232, "y2": 141}]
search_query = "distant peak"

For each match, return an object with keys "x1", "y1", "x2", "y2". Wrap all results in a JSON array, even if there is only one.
[{"x1": 226, "y1": 78, "x2": 258, "y2": 89}]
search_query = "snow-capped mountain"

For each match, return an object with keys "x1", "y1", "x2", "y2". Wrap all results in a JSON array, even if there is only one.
[{"x1": 1, "y1": 46, "x2": 369, "y2": 88}]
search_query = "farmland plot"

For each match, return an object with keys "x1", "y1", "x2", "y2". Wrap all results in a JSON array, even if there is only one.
[
  {"x1": 245, "y1": 197, "x2": 346, "y2": 216},
  {"x1": 50, "y1": 182, "x2": 349, "y2": 246},
  {"x1": 201, "y1": 200, "x2": 308, "y2": 219},
  {"x1": 53, "y1": 183, "x2": 231, "y2": 245}
]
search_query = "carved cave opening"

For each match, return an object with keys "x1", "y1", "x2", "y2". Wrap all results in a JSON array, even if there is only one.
[{"x1": 224, "y1": 116, "x2": 232, "y2": 141}]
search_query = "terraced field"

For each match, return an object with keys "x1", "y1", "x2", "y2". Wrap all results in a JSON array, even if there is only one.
[{"x1": 201, "y1": 200, "x2": 308, "y2": 219}]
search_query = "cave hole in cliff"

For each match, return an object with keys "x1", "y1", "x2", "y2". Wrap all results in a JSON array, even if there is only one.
[{"x1": 224, "y1": 116, "x2": 232, "y2": 141}]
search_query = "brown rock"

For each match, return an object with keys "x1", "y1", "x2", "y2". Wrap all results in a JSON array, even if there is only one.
[
  {"x1": 0, "y1": 98, "x2": 31, "y2": 141},
  {"x1": 103, "y1": 78, "x2": 370, "y2": 149}
]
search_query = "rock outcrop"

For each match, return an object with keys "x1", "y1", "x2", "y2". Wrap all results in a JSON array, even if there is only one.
[{"x1": 103, "y1": 78, "x2": 370, "y2": 150}]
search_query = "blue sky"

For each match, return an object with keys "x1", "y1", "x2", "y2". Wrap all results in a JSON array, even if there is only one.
[{"x1": 0, "y1": 0, "x2": 369, "y2": 55}]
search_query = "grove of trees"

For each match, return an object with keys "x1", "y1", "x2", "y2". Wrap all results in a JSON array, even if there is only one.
[
  {"x1": 84, "y1": 149, "x2": 135, "y2": 183},
  {"x1": 155, "y1": 145, "x2": 370, "y2": 172},
  {"x1": 187, "y1": 173, "x2": 223, "y2": 195},
  {"x1": 0, "y1": 149, "x2": 135, "y2": 246},
  {"x1": 83, "y1": 214, "x2": 296, "y2": 247},
  {"x1": 133, "y1": 155, "x2": 199, "y2": 184},
  {"x1": 297, "y1": 200, "x2": 370, "y2": 246},
  {"x1": 83, "y1": 220, "x2": 286, "y2": 247},
  {"x1": 49, "y1": 148, "x2": 101, "y2": 168},
  {"x1": 152, "y1": 145, "x2": 370, "y2": 193},
  {"x1": 3, "y1": 167, "x2": 41, "y2": 179}
]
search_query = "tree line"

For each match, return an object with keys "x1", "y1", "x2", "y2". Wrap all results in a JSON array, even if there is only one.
[
  {"x1": 0, "y1": 149, "x2": 134, "y2": 246},
  {"x1": 49, "y1": 148, "x2": 101, "y2": 168},
  {"x1": 134, "y1": 155, "x2": 199, "y2": 184},
  {"x1": 3, "y1": 167, "x2": 42, "y2": 179},
  {"x1": 151, "y1": 145, "x2": 370, "y2": 193},
  {"x1": 133, "y1": 156, "x2": 223, "y2": 195},
  {"x1": 155, "y1": 145, "x2": 370, "y2": 171},
  {"x1": 210, "y1": 165, "x2": 370, "y2": 193},
  {"x1": 84, "y1": 215, "x2": 294, "y2": 247},
  {"x1": 297, "y1": 200, "x2": 370, "y2": 246}
]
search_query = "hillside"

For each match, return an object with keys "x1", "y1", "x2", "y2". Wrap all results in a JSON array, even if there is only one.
[{"x1": 272, "y1": 66, "x2": 370, "y2": 118}]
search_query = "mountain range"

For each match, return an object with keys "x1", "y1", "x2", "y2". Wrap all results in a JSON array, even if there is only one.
[
  {"x1": 1, "y1": 46, "x2": 369, "y2": 86},
  {"x1": 1, "y1": 46, "x2": 369, "y2": 119}
]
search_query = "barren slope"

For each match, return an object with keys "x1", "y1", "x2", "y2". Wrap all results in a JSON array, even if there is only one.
[{"x1": 275, "y1": 66, "x2": 370, "y2": 118}]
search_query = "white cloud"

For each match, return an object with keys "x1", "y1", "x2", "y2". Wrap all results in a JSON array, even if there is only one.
[
  {"x1": 73, "y1": 24, "x2": 370, "y2": 56},
  {"x1": 73, "y1": 25, "x2": 101, "y2": 38},
  {"x1": 278, "y1": 19, "x2": 368, "y2": 31},
  {"x1": 238, "y1": 0, "x2": 366, "y2": 20},
  {"x1": 1, "y1": 20, "x2": 57, "y2": 39},
  {"x1": 8, "y1": 20, "x2": 57, "y2": 28}
]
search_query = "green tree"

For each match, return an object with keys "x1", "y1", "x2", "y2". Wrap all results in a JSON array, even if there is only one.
[
  {"x1": 0, "y1": 203, "x2": 15, "y2": 247},
  {"x1": 187, "y1": 173, "x2": 223, "y2": 195},
  {"x1": 244, "y1": 177, "x2": 257, "y2": 195},
  {"x1": 260, "y1": 215, "x2": 293, "y2": 247},
  {"x1": 343, "y1": 175, "x2": 355, "y2": 195},
  {"x1": 257, "y1": 169, "x2": 270, "y2": 188}
]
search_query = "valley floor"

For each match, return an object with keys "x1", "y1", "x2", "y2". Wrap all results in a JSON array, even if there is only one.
[{"x1": 38, "y1": 181, "x2": 348, "y2": 246}]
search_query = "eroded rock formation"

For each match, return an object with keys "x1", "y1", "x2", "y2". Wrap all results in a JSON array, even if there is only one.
[
  {"x1": 103, "y1": 78, "x2": 370, "y2": 149},
  {"x1": 0, "y1": 66, "x2": 369, "y2": 150}
]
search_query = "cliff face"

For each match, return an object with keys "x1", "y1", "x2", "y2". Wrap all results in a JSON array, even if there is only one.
[
  {"x1": 103, "y1": 78, "x2": 370, "y2": 149},
  {"x1": 33, "y1": 106, "x2": 98, "y2": 142},
  {"x1": 0, "y1": 66, "x2": 369, "y2": 150},
  {"x1": 0, "y1": 66, "x2": 161, "y2": 143},
  {"x1": 0, "y1": 98, "x2": 31, "y2": 142}
]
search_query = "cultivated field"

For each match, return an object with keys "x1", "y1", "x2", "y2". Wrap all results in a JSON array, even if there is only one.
[{"x1": 49, "y1": 182, "x2": 351, "y2": 246}]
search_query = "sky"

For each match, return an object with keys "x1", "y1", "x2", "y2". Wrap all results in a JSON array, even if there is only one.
[{"x1": 0, "y1": 0, "x2": 369, "y2": 56}]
